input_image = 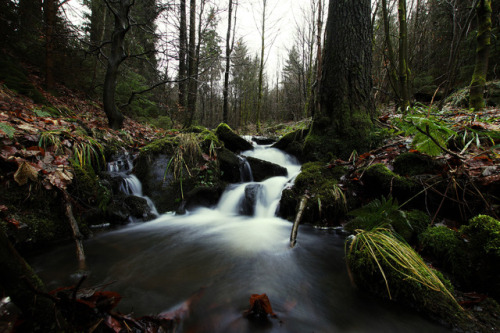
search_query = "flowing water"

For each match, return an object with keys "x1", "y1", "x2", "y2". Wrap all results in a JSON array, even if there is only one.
[{"x1": 30, "y1": 144, "x2": 450, "y2": 332}]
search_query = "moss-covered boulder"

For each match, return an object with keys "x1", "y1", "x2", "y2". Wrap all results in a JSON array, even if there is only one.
[
  {"x1": 419, "y1": 225, "x2": 469, "y2": 283},
  {"x1": 362, "y1": 164, "x2": 418, "y2": 203},
  {"x1": 215, "y1": 123, "x2": 253, "y2": 153},
  {"x1": 246, "y1": 156, "x2": 287, "y2": 182},
  {"x1": 278, "y1": 161, "x2": 348, "y2": 226},
  {"x1": 393, "y1": 152, "x2": 439, "y2": 176},
  {"x1": 460, "y1": 215, "x2": 500, "y2": 300},
  {"x1": 271, "y1": 128, "x2": 308, "y2": 161},
  {"x1": 344, "y1": 198, "x2": 429, "y2": 245}
]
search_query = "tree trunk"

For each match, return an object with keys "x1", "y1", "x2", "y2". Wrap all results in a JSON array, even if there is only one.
[
  {"x1": 398, "y1": 0, "x2": 410, "y2": 112},
  {"x1": 102, "y1": 0, "x2": 133, "y2": 130},
  {"x1": 223, "y1": 0, "x2": 235, "y2": 124},
  {"x1": 381, "y1": 0, "x2": 400, "y2": 104},
  {"x1": 256, "y1": 0, "x2": 267, "y2": 134},
  {"x1": 469, "y1": 0, "x2": 492, "y2": 110},
  {"x1": 178, "y1": 0, "x2": 187, "y2": 111},
  {"x1": 185, "y1": 0, "x2": 197, "y2": 127},
  {"x1": 43, "y1": 0, "x2": 56, "y2": 90},
  {"x1": 308, "y1": 0, "x2": 373, "y2": 160},
  {"x1": 314, "y1": 0, "x2": 323, "y2": 118}
]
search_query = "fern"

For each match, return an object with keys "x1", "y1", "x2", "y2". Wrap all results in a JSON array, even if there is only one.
[{"x1": 0, "y1": 123, "x2": 15, "y2": 138}]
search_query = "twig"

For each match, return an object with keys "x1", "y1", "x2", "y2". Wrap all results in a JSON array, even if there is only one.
[{"x1": 290, "y1": 195, "x2": 309, "y2": 248}]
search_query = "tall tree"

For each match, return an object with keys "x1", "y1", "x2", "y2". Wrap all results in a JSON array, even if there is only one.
[
  {"x1": 185, "y1": 0, "x2": 197, "y2": 127},
  {"x1": 469, "y1": 0, "x2": 492, "y2": 110},
  {"x1": 222, "y1": 0, "x2": 237, "y2": 124},
  {"x1": 43, "y1": 0, "x2": 57, "y2": 89},
  {"x1": 256, "y1": 0, "x2": 267, "y2": 133},
  {"x1": 306, "y1": 0, "x2": 374, "y2": 160},
  {"x1": 398, "y1": 0, "x2": 410, "y2": 111},
  {"x1": 178, "y1": 0, "x2": 188, "y2": 111},
  {"x1": 102, "y1": 0, "x2": 134, "y2": 129}
]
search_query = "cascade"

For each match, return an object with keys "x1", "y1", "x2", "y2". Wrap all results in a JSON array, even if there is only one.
[{"x1": 107, "y1": 153, "x2": 159, "y2": 219}]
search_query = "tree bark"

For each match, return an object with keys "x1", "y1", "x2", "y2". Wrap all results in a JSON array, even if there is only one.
[
  {"x1": 43, "y1": 0, "x2": 56, "y2": 90},
  {"x1": 185, "y1": 0, "x2": 197, "y2": 127},
  {"x1": 398, "y1": 0, "x2": 410, "y2": 112},
  {"x1": 223, "y1": 0, "x2": 235, "y2": 124},
  {"x1": 308, "y1": 0, "x2": 374, "y2": 160},
  {"x1": 102, "y1": 0, "x2": 133, "y2": 130},
  {"x1": 256, "y1": 0, "x2": 267, "y2": 134},
  {"x1": 178, "y1": 0, "x2": 187, "y2": 111},
  {"x1": 469, "y1": 0, "x2": 492, "y2": 111}
]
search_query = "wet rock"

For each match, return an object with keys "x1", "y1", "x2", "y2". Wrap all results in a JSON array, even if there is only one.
[
  {"x1": 272, "y1": 128, "x2": 308, "y2": 161},
  {"x1": 124, "y1": 195, "x2": 156, "y2": 221},
  {"x1": 392, "y1": 152, "x2": 440, "y2": 176},
  {"x1": 215, "y1": 123, "x2": 253, "y2": 153},
  {"x1": 105, "y1": 200, "x2": 130, "y2": 224},
  {"x1": 240, "y1": 184, "x2": 262, "y2": 216},
  {"x1": 217, "y1": 147, "x2": 241, "y2": 183},
  {"x1": 184, "y1": 186, "x2": 223, "y2": 211},
  {"x1": 246, "y1": 156, "x2": 287, "y2": 182}
]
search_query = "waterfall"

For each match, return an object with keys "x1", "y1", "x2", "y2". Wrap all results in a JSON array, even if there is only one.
[{"x1": 107, "y1": 153, "x2": 159, "y2": 219}]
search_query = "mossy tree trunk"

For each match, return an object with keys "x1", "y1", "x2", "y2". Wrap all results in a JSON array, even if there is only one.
[
  {"x1": 307, "y1": 0, "x2": 374, "y2": 160},
  {"x1": 469, "y1": 0, "x2": 492, "y2": 111}
]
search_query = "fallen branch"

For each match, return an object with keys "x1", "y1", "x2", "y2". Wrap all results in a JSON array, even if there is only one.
[
  {"x1": 61, "y1": 190, "x2": 86, "y2": 270},
  {"x1": 290, "y1": 195, "x2": 308, "y2": 248}
]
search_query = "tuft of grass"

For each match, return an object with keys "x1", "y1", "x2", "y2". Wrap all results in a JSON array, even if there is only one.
[{"x1": 346, "y1": 228, "x2": 458, "y2": 305}]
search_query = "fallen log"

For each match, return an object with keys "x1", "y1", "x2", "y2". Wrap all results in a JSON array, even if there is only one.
[
  {"x1": 290, "y1": 195, "x2": 308, "y2": 248},
  {"x1": 61, "y1": 189, "x2": 86, "y2": 270}
]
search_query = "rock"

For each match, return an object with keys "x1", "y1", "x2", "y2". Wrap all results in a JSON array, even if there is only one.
[
  {"x1": 272, "y1": 128, "x2": 308, "y2": 161},
  {"x1": 240, "y1": 184, "x2": 262, "y2": 216},
  {"x1": 252, "y1": 136, "x2": 276, "y2": 145},
  {"x1": 184, "y1": 186, "x2": 223, "y2": 211},
  {"x1": 392, "y1": 152, "x2": 439, "y2": 176},
  {"x1": 246, "y1": 156, "x2": 287, "y2": 182},
  {"x1": 217, "y1": 147, "x2": 242, "y2": 183},
  {"x1": 105, "y1": 200, "x2": 130, "y2": 224},
  {"x1": 215, "y1": 123, "x2": 253, "y2": 153},
  {"x1": 124, "y1": 195, "x2": 156, "y2": 221}
]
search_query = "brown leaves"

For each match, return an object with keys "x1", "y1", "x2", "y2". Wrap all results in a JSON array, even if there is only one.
[{"x1": 13, "y1": 161, "x2": 39, "y2": 185}]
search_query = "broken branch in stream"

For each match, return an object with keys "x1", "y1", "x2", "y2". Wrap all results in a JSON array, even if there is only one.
[
  {"x1": 61, "y1": 189, "x2": 86, "y2": 270},
  {"x1": 290, "y1": 194, "x2": 309, "y2": 248}
]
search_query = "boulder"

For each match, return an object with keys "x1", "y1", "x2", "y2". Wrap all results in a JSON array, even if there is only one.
[
  {"x1": 217, "y1": 147, "x2": 242, "y2": 183},
  {"x1": 124, "y1": 195, "x2": 156, "y2": 221},
  {"x1": 246, "y1": 156, "x2": 287, "y2": 182},
  {"x1": 215, "y1": 123, "x2": 253, "y2": 153},
  {"x1": 240, "y1": 184, "x2": 262, "y2": 216}
]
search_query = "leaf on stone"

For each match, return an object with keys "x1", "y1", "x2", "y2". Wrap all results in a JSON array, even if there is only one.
[
  {"x1": 244, "y1": 293, "x2": 277, "y2": 319},
  {"x1": 14, "y1": 161, "x2": 39, "y2": 185}
]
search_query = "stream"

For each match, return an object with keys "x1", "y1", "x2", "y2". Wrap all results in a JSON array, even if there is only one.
[{"x1": 30, "y1": 144, "x2": 450, "y2": 332}]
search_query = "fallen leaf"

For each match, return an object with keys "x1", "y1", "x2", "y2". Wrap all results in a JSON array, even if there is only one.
[{"x1": 14, "y1": 161, "x2": 39, "y2": 185}]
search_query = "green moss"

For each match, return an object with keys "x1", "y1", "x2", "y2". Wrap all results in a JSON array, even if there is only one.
[
  {"x1": 419, "y1": 226, "x2": 468, "y2": 278},
  {"x1": 460, "y1": 215, "x2": 500, "y2": 257},
  {"x1": 139, "y1": 135, "x2": 178, "y2": 155},
  {"x1": 363, "y1": 164, "x2": 417, "y2": 201},
  {"x1": 393, "y1": 152, "x2": 437, "y2": 176},
  {"x1": 0, "y1": 55, "x2": 46, "y2": 104}
]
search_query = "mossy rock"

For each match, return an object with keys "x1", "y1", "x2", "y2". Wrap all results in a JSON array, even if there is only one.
[
  {"x1": 393, "y1": 152, "x2": 439, "y2": 176},
  {"x1": 279, "y1": 162, "x2": 349, "y2": 226},
  {"x1": 362, "y1": 164, "x2": 418, "y2": 202},
  {"x1": 460, "y1": 215, "x2": 500, "y2": 300},
  {"x1": 139, "y1": 135, "x2": 178, "y2": 156},
  {"x1": 215, "y1": 123, "x2": 253, "y2": 153},
  {"x1": 419, "y1": 226, "x2": 469, "y2": 282},
  {"x1": 217, "y1": 147, "x2": 241, "y2": 183},
  {"x1": 272, "y1": 128, "x2": 308, "y2": 161},
  {"x1": 343, "y1": 197, "x2": 429, "y2": 245}
]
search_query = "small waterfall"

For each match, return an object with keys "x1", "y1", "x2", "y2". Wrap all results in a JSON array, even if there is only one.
[
  {"x1": 238, "y1": 156, "x2": 253, "y2": 182},
  {"x1": 107, "y1": 153, "x2": 159, "y2": 219}
]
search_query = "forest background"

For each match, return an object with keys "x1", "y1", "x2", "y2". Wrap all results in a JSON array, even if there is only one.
[{"x1": 1, "y1": 0, "x2": 499, "y2": 132}]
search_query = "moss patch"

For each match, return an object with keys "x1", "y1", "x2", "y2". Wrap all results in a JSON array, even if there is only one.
[
  {"x1": 393, "y1": 152, "x2": 439, "y2": 176},
  {"x1": 362, "y1": 164, "x2": 417, "y2": 202}
]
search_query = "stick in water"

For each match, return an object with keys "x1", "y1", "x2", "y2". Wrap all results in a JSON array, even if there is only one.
[{"x1": 290, "y1": 195, "x2": 308, "y2": 248}]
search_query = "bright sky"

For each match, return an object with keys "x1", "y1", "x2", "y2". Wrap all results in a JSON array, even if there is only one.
[{"x1": 61, "y1": 0, "x2": 323, "y2": 81}]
